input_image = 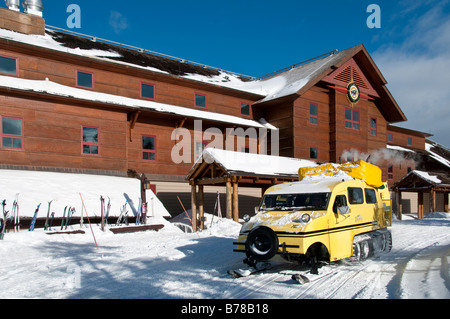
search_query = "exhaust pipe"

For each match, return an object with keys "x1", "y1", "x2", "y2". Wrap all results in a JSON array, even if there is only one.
[
  {"x1": 22, "y1": 0, "x2": 43, "y2": 17},
  {"x1": 5, "y1": 0, "x2": 20, "y2": 11}
]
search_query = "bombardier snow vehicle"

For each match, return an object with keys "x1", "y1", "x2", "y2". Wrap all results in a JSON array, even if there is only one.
[{"x1": 234, "y1": 161, "x2": 392, "y2": 271}]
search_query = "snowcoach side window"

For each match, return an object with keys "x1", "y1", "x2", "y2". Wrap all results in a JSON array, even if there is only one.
[
  {"x1": 365, "y1": 188, "x2": 377, "y2": 204},
  {"x1": 0, "y1": 55, "x2": 18, "y2": 76},
  {"x1": 82, "y1": 126, "x2": 99, "y2": 155},
  {"x1": 1, "y1": 116, "x2": 23, "y2": 149},
  {"x1": 333, "y1": 195, "x2": 348, "y2": 214},
  {"x1": 142, "y1": 135, "x2": 156, "y2": 161},
  {"x1": 348, "y1": 187, "x2": 364, "y2": 205}
]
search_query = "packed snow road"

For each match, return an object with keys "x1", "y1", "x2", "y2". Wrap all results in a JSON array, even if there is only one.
[{"x1": 0, "y1": 214, "x2": 449, "y2": 299}]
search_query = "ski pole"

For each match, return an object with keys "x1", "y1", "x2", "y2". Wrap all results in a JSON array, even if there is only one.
[
  {"x1": 79, "y1": 193, "x2": 99, "y2": 250},
  {"x1": 177, "y1": 196, "x2": 200, "y2": 238}
]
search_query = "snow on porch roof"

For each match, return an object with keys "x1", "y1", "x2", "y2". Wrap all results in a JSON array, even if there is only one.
[
  {"x1": 0, "y1": 75, "x2": 274, "y2": 129},
  {"x1": 187, "y1": 148, "x2": 318, "y2": 180},
  {"x1": 394, "y1": 170, "x2": 450, "y2": 190}
]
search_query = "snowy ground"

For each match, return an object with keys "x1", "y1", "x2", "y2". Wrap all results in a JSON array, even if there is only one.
[{"x1": 0, "y1": 212, "x2": 449, "y2": 300}]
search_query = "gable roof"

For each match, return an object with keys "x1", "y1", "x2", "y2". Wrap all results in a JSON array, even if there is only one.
[
  {"x1": 394, "y1": 170, "x2": 450, "y2": 191},
  {"x1": 186, "y1": 148, "x2": 317, "y2": 181},
  {"x1": 253, "y1": 44, "x2": 407, "y2": 123}
]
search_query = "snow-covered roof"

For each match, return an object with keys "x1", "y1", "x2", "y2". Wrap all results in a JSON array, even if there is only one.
[
  {"x1": 189, "y1": 148, "x2": 317, "y2": 179},
  {"x1": 395, "y1": 169, "x2": 450, "y2": 188},
  {"x1": 425, "y1": 142, "x2": 450, "y2": 169},
  {"x1": 0, "y1": 26, "x2": 353, "y2": 103},
  {"x1": 0, "y1": 75, "x2": 274, "y2": 129},
  {"x1": 413, "y1": 170, "x2": 443, "y2": 184},
  {"x1": 387, "y1": 144, "x2": 416, "y2": 153}
]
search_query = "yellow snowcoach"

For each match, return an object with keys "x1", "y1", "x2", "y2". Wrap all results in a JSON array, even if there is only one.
[{"x1": 234, "y1": 161, "x2": 392, "y2": 270}]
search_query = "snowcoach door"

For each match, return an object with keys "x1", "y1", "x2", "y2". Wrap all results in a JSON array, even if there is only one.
[{"x1": 328, "y1": 193, "x2": 353, "y2": 261}]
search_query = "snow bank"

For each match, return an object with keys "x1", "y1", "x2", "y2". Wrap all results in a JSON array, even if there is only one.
[{"x1": 0, "y1": 169, "x2": 170, "y2": 220}]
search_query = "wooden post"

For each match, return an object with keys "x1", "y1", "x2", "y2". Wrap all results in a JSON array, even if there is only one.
[
  {"x1": 226, "y1": 178, "x2": 232, "y2": 220},
  {"x1": 444, "y1": 192, "x2": 449, "y2": 213},
  {"x1": 198, "y1": 185, "x2": 204, "y2": 230},
  {"x1": 191, "y1": 184, "x2": 197, "y2": 232},
  {"x1": 431, "y1": 189, "x2": 436, "y2": 213},
  {"x1": 418, "y1": 192, "x2": 424, "y2": 219},
  {"x1": 232, "y1": 180, "x2": 239, "y2": 222},
  {"x1": 397, "y1": 190, "x2": 402, "y2": 221}
]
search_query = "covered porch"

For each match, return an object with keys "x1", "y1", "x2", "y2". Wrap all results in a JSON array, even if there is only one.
[
  {"x1": 393, "y1": 170, "x2": 450, "y2": 220},
  {"x1": 186, "y1": 149, "x2": 316, "y2": 231}
]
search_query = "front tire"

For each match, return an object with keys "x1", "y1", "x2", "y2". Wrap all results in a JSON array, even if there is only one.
[{"x1": 245, "y1": 227, "x2": 279, "y2": 262}]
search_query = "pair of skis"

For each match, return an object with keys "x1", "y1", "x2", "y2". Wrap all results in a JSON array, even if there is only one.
[
  {"x1": 116, "y1": 199, "x2": 129, "y2": 226},
  {"x1": 228, "y1": 262, "x2": 333, "y2": 285},
  {"x1": 100, "y1": 196, "x2": 111, "y2": 231},
  {"x1": 61, "y1": 206, "x2": 76, "y2": 231},
  {"x1": 0, "y1": 200, "x2": 8, "y2": 240},
  {"x1": 1, "y1": 195, "x2": 21, "y2": 239}
]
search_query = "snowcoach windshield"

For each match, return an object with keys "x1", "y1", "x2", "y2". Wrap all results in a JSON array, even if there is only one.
[{"x1": 260, "y1": 192, "x2": 331, "y2": 212}]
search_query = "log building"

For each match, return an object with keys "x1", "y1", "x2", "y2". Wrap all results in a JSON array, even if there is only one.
[{"x1": 0, "y1": 6, "x2": 447, "y2": 221}]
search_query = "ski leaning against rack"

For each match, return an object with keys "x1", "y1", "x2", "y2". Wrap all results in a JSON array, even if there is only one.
[
  {"x1": 116, "y1": 199, "x2": 129, "y2": 226},
  {"x1": 12, "y1": 194, "x2": 19, "y2": 232},
  {"x1": 64, "y1": 207, "x2": 75, "y2": 230},
  {"x1": 44, "y1": 200, "x2": 53, "y2": 231},
  {"x1": 48, "y1": 212, "x2": 55, "y2": 231},
  {"x1": 61, "y1": 206, "x2": 68, "y2": 230},
  {"x1": 1, "y1": 200, "x2": 9, "y2": 240},
  {"x1": 29, "y1": 203, "x2": 41, "y2": 232}
]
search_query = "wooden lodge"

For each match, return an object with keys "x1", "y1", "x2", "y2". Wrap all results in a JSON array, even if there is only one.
[{"x1": 0, "y1": 6, "x2": 448, "y2": 224}]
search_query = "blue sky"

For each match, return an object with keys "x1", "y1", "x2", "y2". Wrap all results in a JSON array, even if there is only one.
[{"x1": 3, "y1": 0, "x2": 450, "y2": 146}]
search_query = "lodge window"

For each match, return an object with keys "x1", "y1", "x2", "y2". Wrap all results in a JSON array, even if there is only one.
[
  {"x1": 407, "y1": 137, "x2": 412, "y2": 146},
  {"x1": 388, "y1": 164, "x2": 394, "y2": 180},
  {"x1": 0, "y1": 55, "x2": 18, "y2": 76},
  {"x1": 310, "y1": 147, "x2": 318, "y2": 160},
  {"x1": 82, "y1": 126, "x2": 99, "y2": 155},
  {"x1": 241, "y1": 103, "x2": 250, "y2": 116},
  {"x1": 141, "y1": 83, "x2": 155, "y2": 100},
  {"x1": 348, "y1": 187, "x2": 364, "y2": 205},
  {"x1": 310, "y1": 103, "x2": 318, "y2": 125},
  {"x1": 370, "y1": 118, "x2": 377, "y2": 136},
  {"x1": 142, "y1": 135, "x2": 156, "y2": 161},
  {"x1": 387, "y1": 133, "x2": 393, "y2": 143},
  {"x1": 195, "y1": 141, "x2": 207, "y2": 159},
  {"x1": 1, "y1": 116, "x2": 23, "y2": 149},
  {"x1": 195, "y1": 93, "x2": 206, "y2": 108},
  {"x1": 77, "y1": 71, "x2": 94, "y2": 89},
  {"x1": 345, "y1": 108, "x2": 360, "y2": 130}
]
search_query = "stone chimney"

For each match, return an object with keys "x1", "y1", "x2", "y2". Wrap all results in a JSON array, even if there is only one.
[{"x1": 0, "y1": 5, "x2": 45, "y2": 36}]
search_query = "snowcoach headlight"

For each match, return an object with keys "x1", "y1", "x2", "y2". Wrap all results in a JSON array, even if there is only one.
[
  {"x1": 243, "y1": 214, "x2": 251, "y2": 222},
  {"x1": 300, "y1": 214, "x2": 311, "y2": 223}
]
